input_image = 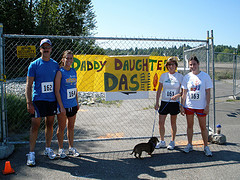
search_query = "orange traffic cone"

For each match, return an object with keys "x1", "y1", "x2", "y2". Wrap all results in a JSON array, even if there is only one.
[{"x1": 2, "y1": 161, "x2": 15, "y2": 175}]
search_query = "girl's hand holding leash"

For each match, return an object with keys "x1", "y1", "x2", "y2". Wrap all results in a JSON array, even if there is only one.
[
  {"x1": 170, "y1": 92, "x2": 182, "y2": 101},
  {"x1": 170, "y1": 95, "x2": 178, "y2": 101}
]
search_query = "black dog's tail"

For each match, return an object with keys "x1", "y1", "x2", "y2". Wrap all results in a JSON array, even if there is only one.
[{"x1": 130, "y1": 147, "x2": 135, "y2": 155}]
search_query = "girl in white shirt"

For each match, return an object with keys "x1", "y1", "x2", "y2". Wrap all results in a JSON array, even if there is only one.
[{"x1": 181, "y1": 56, "x2": 213, "y2": 157}]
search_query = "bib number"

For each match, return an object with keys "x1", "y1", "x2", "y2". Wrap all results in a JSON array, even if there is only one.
[
  {"x1": 41, "y1": 82, "x2": 53, "y2": 93},
  {"x1": 67, "y1": 88, "x2": 77, "y2": 99},
  {"x1": 189, "y1": 91, "x2": 200, "y2": 100},
  {"x1": 166, "y1": 89, "x2": 176, "y2": 97}
]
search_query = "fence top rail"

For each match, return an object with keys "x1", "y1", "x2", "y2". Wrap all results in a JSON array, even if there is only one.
[
  {"x1": 184, "y1": 44, "x2": 207, "y2": 52},
  {"x1": 214, "y1": 52, "x2": 240, "y2": 56},
  {"x1": 3, "y1": 34, "x2": 207, "y2": 43}
]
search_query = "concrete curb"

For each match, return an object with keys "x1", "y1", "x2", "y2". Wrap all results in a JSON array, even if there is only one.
[{"x1": 0, "y1": 144, "x2": 15, "y2": 159}]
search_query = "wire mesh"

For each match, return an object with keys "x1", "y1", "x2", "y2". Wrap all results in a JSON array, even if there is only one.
[
  {"x1": 2, "y1": 35, "x2": 210, "y2": 145},
  {"x1": 213, "y1": 52, "x2": 240, "y2": 97}
]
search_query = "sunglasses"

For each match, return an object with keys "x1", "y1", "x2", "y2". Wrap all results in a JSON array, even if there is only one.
[{"x1": 40, "y1": 46, "x2": 52, "y2": 49}]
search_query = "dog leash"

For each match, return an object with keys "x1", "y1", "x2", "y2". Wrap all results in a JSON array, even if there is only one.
[{"x1": 151, "y1": 110, "x2": 158, "y2": 137}]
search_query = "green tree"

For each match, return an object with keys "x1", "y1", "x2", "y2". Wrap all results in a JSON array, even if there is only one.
[
  {"x1": 34, "y1": 0, "x2": 96, "y2": 36},
  {"x1": 0, "y1": 0, "x2": 35, "y2": 34},
  {"x1": 0, "y1": 0, "x2": 96, "y2": 36}
]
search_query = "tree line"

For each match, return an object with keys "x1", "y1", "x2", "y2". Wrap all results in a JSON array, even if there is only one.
[
  {"x1": 105, "y1": 45, "x2": 240, "y2": 62},
  {"x1": 0, "y1": 0, "x2": 96, "y2": 36},
  {"x1": 1, "y1": 0, "x2": 239, "y2": 64}
]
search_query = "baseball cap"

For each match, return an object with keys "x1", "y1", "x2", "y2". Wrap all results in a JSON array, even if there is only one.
[{"x1": 40, "y1": 39, "x2": 52, "y2": 47}]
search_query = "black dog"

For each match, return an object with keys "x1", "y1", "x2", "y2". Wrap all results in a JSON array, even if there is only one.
[{"x1": 130, "y1": 137, "x2": 159, "y2": 159}]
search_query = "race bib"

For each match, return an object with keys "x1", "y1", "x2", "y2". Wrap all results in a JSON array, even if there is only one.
[
  {"x1": 67, "y1": 88, "x2": 77, "y2": 99},
  {"x1": 189, "y1": 91, "x2": 201, "y2": 100},
  {"x1": 41, "y1": 82, "x2": 53, "y2": 93},
  {"x1": 166, "y1": 89, "x2": 176, "y2": 97}
]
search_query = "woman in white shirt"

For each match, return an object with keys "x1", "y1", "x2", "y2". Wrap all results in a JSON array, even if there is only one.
[
  {"x1": 181, "y1": 56, "x2": 213, "y2": 157},
  {"x1": 155, "y1": 57, "x2": 183, "y2": 150}
]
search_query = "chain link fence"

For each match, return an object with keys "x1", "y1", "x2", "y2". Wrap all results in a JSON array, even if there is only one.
[
  {"x1": 1, "y1": 32, "x2": 215, "y2": 147},
  {"x1": 214, "y1": 52, "x2": 240, "y2": 98}
]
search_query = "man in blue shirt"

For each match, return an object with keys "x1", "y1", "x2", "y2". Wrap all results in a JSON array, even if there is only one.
[{"x1": 25, "y1": 39, "x2": 59, "y2": 166}]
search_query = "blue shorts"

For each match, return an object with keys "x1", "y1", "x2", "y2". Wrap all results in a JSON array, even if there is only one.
[
  {"x1": 158, "y1": 101, "x2": 180, "y2": 115},
  {"x1": 31, "y1": 101, "x2": 57, "y2": 118}
]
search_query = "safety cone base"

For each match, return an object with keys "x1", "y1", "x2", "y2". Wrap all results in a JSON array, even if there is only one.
[
  {"x1": 2, "y1": 161, "x2": 15, "y2": 175},
  {"x1": 2, "y1": 169, "x2": 15, "y2": 175}
]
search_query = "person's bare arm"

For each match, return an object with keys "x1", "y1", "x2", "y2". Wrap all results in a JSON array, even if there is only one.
[
  {"x1": 25, "y1": 76, "x2": 35, "y2": 114},
  {"x1": 55, "y1": 71, "x2": 66, "y2": 115},
  {"x1": 155, "y1": 83, "x2": 163, "y2": 110},
  {"x1": 181, "y1": 88, "x2": 187, "y2": 116},
  {"x1": 204, "y1": 88, "x2": 211, "y2": 115}
]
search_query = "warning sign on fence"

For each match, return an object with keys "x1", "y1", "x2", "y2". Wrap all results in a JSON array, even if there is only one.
[
  {"x1": 73, "y1": 55, "x2": 170, "y2": 93},
  {"x1": 17, "y1": 46, "x2": 36, "y2": 58}
]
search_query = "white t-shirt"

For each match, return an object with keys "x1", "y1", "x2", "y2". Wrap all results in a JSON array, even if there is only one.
[
  {"x1": 160, "y1": 72, "x2": 183, "y2": 102},
  {"x1": 181, "y1": 71, "x2": 213, "y2": 109}
]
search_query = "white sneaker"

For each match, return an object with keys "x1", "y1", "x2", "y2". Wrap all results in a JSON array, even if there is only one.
[
  {"x1": 183, "y1": 143, "x2": 193, "y2": 153},
  {"x1": 204, "y1": 146, "x2": 213, "y2": 157},
  {"x1": 44, "y1": 148, "x2": 57, "y2": 160},
  {"x1": 155, "y1": 140, "x2": 166, "y2": 149},
  {"x1": 69, "y1": 147, "x2": 80, "y2": 157},
  {"x1": 167, "y1": 141, "x2": 175, "y2": 150},
  {"x1": 58, "y1": 149, "x2": 67, "y2": 159},
  {"x1": 26, "y1": 152, "x2": 35, "y2": 166}
]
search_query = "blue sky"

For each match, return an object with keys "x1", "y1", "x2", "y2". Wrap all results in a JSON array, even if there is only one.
[{"x1": 92, "y1": 0, "x2": 239, "y2": 47}]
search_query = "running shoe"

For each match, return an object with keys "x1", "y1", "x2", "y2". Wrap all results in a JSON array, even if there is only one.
[
  {"x1": 204, "y1": 146, "x2": 213, "y2": 157},
  {"x1": 68, "y1": 147, "x2": 80, "y2": 157},
  {"x1": 44, "y1": 148, "x2": 57, "y2": 160},
  {"x1": 58, "y1": 149, "x2": 67, "y2": 159},
  {"x1": 155, "y1": 140, "x2": 166, "y2": 149},
  {"x1": 167, "y1": 141, "x2": 175, "y2": 150},
  {"x1": 183, "y1": 143, "x2": 193, "y2": 153},
  {"x1": 26, "y1": 152, "x2": 35, "y2": 166}
]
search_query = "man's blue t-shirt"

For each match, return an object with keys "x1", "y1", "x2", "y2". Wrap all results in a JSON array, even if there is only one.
[
  {"x1": 59, "y1": 67, "x2": 78, "y2": 108},
  {"x1": 27, "y1": 58, "x2": 59, "y2": 101}
]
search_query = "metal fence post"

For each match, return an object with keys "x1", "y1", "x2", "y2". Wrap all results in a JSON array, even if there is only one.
[
  {"x1": 206, "y1": 31, "x2": 210, "y2": 132},
  {"x1": 0, "y1": 23, "x2": 7, "y2": 144},
  {"x1": 0, "y1": 23, "x2": 2, "y2": 143},
  {"x1": 0, "y1": 24, "x2": 14, "y2": 159},
  {"x1": 233, "y1": 50, "x2": 237, "y2": 98},
  {"x1": 211, "y1": 30, "x2": 216, "y2": 133}
]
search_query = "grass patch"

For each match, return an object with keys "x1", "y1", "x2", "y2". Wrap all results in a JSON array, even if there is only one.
[
  {"x1": 226, "y1": 99, "x2": 240, "y2": 102},
  {"x1": 99, "y1": 100, "x2": 122, "y2": 107},
  {"x1": 143, "y1": 105, "x2": 155, "y2": 110},
  {"x1": 5, "y1": 94, "x2": 31, "y2": 133},
  {"x1": 214, "y1": 71, "x2": 233, "y2": 80}
]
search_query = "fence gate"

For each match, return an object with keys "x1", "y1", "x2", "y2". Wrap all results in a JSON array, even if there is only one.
[
  {"x1": 0, "y1": 26, "x2": 215, "y2": 152},
  {"x1": 214, "y1": 52, "x2": 240, "y2": 98}
]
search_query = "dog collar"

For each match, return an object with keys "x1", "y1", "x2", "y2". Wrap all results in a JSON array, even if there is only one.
[{"x1": 151, "y1": 142, "x2": 156, "y2": 147}]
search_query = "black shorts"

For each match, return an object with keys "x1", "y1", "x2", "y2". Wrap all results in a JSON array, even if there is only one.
[
  {"x1": 158, "y1": 101, "x2": 180, "y2": 115},
  {"x1": 31, "y1": 101, "x2": 57, "y2": 118},
  {"x1": 57, "y1": 106, "x2": 78, "y2": 117}
]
